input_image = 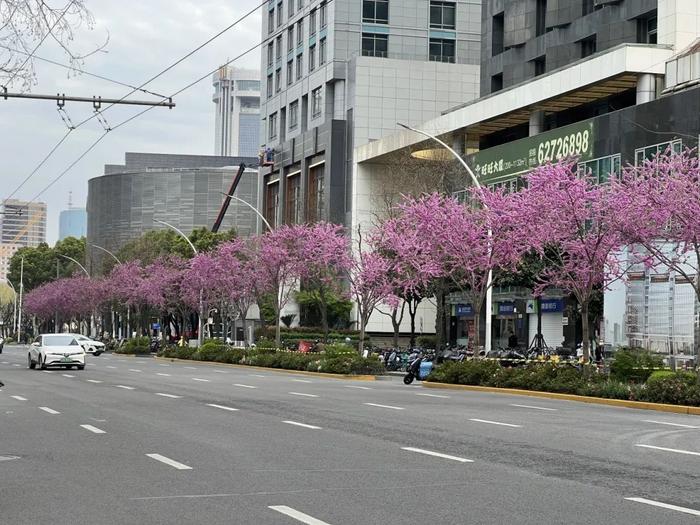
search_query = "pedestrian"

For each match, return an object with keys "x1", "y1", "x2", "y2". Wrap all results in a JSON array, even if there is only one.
[{"x1": 507, "y1": 331, "x2": 518, "y2": 349}]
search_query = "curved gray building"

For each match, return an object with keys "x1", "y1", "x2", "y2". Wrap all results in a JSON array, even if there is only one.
[{"x1": 87, "y1": 152, "x2": 258, "y2": 270}]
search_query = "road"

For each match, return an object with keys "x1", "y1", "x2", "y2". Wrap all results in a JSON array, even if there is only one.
[{"x1": 1, "y1": 344, "x2": 699, "y2": 524}]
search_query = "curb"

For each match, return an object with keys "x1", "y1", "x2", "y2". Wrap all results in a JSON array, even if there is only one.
[
  {"x1": 422, "y1": 382, "x2": 700, "y2": 415},
  {"x1": 153, "y1": 356, "x2": 377, "y2": 381}
]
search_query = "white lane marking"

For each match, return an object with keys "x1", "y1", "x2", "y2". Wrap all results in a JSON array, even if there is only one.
[
  {"x1": 184, "y1": 366, "x2": 197, "y2": 370},
  {"x1": 269, "y1": 506, "x2": 331, "y2": 525},
  {"x1": 61, "y1": 374, "x2": 75, "y2": 378},
  {"x1": 1, "y1": 361, "x2": 8, "y2": 364},
  {"x1": 416, "y1": 393, "x2": 450, "y2": 399},
  {"x1": 469, "y1": 418, "x2": 522, "y2": 428},
  {"x1": 86, "y1": 379, "x2": 102, "y2": 383},
  {"x1": 250, "y1": 374, "x2": 266, "y2": 378},
  {"x1": 402, "y1": 447, "x2": 473, "y2": 463},
  {"x1": 192, "y1": 378, "x2": 210, "y2": 382},
  {"x1": 213, "y1": 370, "x2": 228, "y2": 374},
  {"x1": 283, "y1": 420, "x2": 322, "y2": 430},
  {"x1": 155, "y1": 393, "x2": 182, "y2": 399},
  {"x1": 38, "y1": 407, "x2": 60, "y2": 414},
  {"x1": 206, "y1": 403, "x2": 239, "y2": 412},
  {"x1": 156, "y1": 373, "x2": 171, "y2": 377},
  {"x1": 635, "y1": 444, "x2": 700, "y2": 457},
  {"x1": 364, "y1": 402, "x2": 404, "y2": 410},
  {"x1": 642, "y1": 420, "x2": 699, "y2": 429},
  {"x1": 626, "y1": 497, "x2": 700, "y2": 517},
  {"x1": 80, "y1": 424, "x2": 106, "y2": 434},
  {"x1": 42, "y1": 370, "x2": 52, "y2": 374},
  {"x1": 129, "y1": 369, "x2": 142, "y2": 373},
  {"x1": 158, "y1": 364, "x2": 170, "y2": 367},
  {"x1": 115, "y1": 385, "x2": 136, "y2": 390},
  {"x1": 292, "y1": 379, "x2": 312, "y2": 383},
  {"x1": 343, "y1": 385, "x2": 371, "y2": 390},
  {"x1": 106, "y1": 366, "x2": 117, "y2": 369},
  {"x1": 289, "y1": 392, "x2": 319, "y2": 398},
  {"x1": 12, "y1": 363, "x2": 20, "y2": 367},
  {"x1": 10, "y1": 395, "x2": 27, "y2": 401},
  {"x1": 233, "y1": 383, "x2": 257, "y2": 389},
  {"x1": 146, "y1": 453, "x2": 192, "y2": 470},
  {"x1": 510, "y1": 404, "x2": 558, "y2": 412}
]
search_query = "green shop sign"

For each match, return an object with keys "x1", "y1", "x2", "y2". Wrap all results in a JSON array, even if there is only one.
[{"x1": 466, "y1": 119, "x2": 597, "y2": 183}]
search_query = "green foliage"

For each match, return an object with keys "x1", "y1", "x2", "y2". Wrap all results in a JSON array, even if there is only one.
[
  {"x1": 610, "y1": 348, "x2": 665, "y2": 382},
  {"x1": 7, "y1": 236, "x2": 86, "y2": 292},
  {"x1": 159, "y1": 345, "x2": 197, "y2": 359},
  {"x1": 416, "y1": 335, "x2": 437, "y2": 348},
  {"x1": 192, "y1": 341, "x2": 227, "y2": 361},
  {"x1": 428, "y1": 360, "x2": 500, "y2": 385},
  {"x1": 643, "y1": 371, "x2": 700, "y2": 405},
  {"x1": 116, "y1": 336, "x2": 150, "y2": 354},
  {"x1": 280, "y1": 314, "x2": 296, "y2": 328},
  {"x1": 296, "y1": 288, "x2": 353, "y2": 329}
]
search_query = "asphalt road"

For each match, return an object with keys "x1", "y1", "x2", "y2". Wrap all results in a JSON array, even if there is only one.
[{"x1": 1, "y1": 344, "x2": 699, "y2": 525}]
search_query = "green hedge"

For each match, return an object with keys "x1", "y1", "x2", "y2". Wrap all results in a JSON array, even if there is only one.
[
  {"x1": 609, "y1": 348, "x2": 665, "y2": 382},
  {"x1": 427, "y1": 360, "x2": 700, "y2": 406},
  {"x1": 157, "y1": 343, "x2": 383, "y2": 376},
  {"x1": 115, "y1": 336, "x2": 151, "y2": 355}
]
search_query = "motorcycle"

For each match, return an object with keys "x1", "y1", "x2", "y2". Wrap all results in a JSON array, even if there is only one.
[{"x1": 403, "y1": 352, "x2": 434, "y2": 385}]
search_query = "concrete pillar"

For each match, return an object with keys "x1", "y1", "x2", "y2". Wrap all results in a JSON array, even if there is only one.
[
  {"x1": 452, "y1": 134, "x2": 465, "y2": 157},
  {"x1": 529, "y1": 110, "x2": 545, "y2": 137},
  {"x1": 333, "y1": 80, "x2": 345, "y2": 120},
  {"x1": 636, "y1": 73, "x2": 657, "y2": 104}
]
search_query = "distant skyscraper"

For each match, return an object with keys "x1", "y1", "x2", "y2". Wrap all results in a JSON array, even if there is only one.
[
  {"x1": 0, "y1": 199, "x2": 46, "y2": 247},
  {"x1": 0, "y1": 243, "x2": 20, "y2": 282},
  {"x1": 59, "y1": 208, "x2": 87, "y2": 240},
  {"x1": 212, "y1": 66, "x2": 261, "y2": 157}
]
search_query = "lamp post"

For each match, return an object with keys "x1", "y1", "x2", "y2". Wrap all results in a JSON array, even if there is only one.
[
  {"x1": 90, "y1": 244, "x2": 123, "y2": 340},
  {"x1": 17, "y1": 256, "x2": 23, "y2": 343},
  {"x1": 6, "y1": 279, "x2": 17, "y2": 339},
  {"x1": 58, "y1": 254, "x2": 90, "y2": 277},
  {"x1": 153, "y1": 219, "x2": 203, "y2": 347},
  {"x1": 58, "y1": 254, "x2": 93, "y2": 335},
  {"x1": 219, "y1": 192, "x2": 273, "y2": 231},
  {"x1": 397, "y1": 123, "x2": 493, "y2": 354}
]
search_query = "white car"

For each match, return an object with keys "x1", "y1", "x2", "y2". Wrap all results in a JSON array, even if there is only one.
[
  {"x1": 28, "y1": 334, "x2": 86, "y2": 370},
  {"x1": 70, "y1": 334, "x2": 105, "y2": 356}
]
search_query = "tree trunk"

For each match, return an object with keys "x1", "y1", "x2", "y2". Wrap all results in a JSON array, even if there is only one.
[
  {"x1": 319, "y1": 289, "x2": 329, "y2": 342},
  {"x1": 435, "y1": 284, "x2": 446, "y2": 350},
  {"x1": 472, "y1": 305, "x2": 482, "y2": 353},
  {"x1": 408, "y1": 297, "x2": 421, "y2": 349},
  {"x1": 358, "y1": 311, "x2": 366, "y2": 355},
  {"x1": 581, "y1": 300, "x2": 591, "y2": 363}
]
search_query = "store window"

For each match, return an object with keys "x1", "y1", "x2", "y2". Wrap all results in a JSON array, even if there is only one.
[
  {"x1": 361, "y1": 33, "x2": 388, "y2": 57},
  {"x1": 634, "y1": 139, "x2": 682, "y2": 165},
  {"x1": 578, "y1": 154, "x2": 622, "y2": 184},
  {"x1": 363, "y1": 0, "x2": 388, "y2": 24},
  {"x1": 429, "y1": 1, "x2": 455, "y2": 30}
]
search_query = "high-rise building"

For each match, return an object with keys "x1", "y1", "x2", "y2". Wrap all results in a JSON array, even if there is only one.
[
  {"x1": 0, "y1": 243, "x2": 20, "y2": 282},
  {"x1": 258, "y1": 0, "x2": 482, "y2": 229},
  {"x1": 213, "y1": 67, "x2": 261, "y2": 157},
  {"x1": 59, "y1": 208, "x2": 87, "y2": 240},
  {"x1": 0, "y1": 200, "x2": 46, "y2": 247}
]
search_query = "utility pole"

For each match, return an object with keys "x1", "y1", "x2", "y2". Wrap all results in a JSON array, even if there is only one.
[
  {"x1": 17, "y1": 257, "x2": 24, "y2": 343},
  {"x1": 55, "y1": 259, "x2": 60, "y2": 333}
]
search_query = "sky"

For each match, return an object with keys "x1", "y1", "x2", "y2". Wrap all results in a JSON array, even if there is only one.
[{"x1": 1, "y1": 0, "x2": 262, "y2": 245}]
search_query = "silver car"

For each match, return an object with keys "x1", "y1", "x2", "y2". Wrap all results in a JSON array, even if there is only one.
[{"x1": 28, "y1": 334, "x2": 86, "y2": 370}]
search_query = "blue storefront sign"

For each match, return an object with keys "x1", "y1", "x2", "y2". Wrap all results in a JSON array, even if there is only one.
[
  {"x1": 152, "y1": 323, "x2": 161, "y2": 330},
  {"x1": 455, "y1": 304, "x2": 474, "y2": 317},
  {"x1": 498, "y1": 302, "x2": 515, "y2": 315},
  {"x1": 540, "y1": 299, "x2": 563, "y2": 313}
]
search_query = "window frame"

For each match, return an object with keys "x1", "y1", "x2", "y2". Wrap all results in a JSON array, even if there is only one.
[
  {"x1": 319, "y1": 37, "x2": 327, "y2": 64},
  {"x1": 429, "y1": 38, "x2": 455, "y2": 63},
  {"x1": 309, "y1": 44, "x2": 316, "y2": 71},
  {"x1": 362, "y1": 0, "x2": 389, "y2": 24},
  {"x1": 361, "y1": 32, "x2": 388, "y2": 58},
  {"x1": 429, "y1": 1, "x2": 456, "y2": 30},
  {"x1": 311, "y1": 86, "x2": 322, "y2": 118},
  {"x1": 289, "y1": 100, "x2": 299, "y2": 129},
  {"x1": 268, "y1": 112, "x2": 278, "y2": 140}
]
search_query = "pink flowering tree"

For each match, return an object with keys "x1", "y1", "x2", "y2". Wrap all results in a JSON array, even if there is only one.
[
  {"x1": 613, "y1": 150, "x2": 700, "y2": 302},
  {"x1": 141, "y1": 256, "x2": 188, "y2": 339},
  {"x1": 506, "y1": 160, "x2": 626, "y2": 362}
]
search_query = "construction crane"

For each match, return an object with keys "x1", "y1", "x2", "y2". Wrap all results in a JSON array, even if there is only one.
[
  {"x1": 212, "y1": 163, "x2": 246, "y2": 233},
  {"x1": 8, "y1": 208, "x2": 45, "y2": 245}
]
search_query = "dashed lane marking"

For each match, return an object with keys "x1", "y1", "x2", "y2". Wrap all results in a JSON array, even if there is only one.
[
  {"x1": 192, "y1": 378, "x2": 210, "y2": 382},
  {"x1": 282, "y1": 420, "x2": 322, "y2": 430},
  {"x1": 146, "y1": 453, "x2": 192, "y2": 470},
  {"x1": 402, "y1": 447, "x2": 473, "y2": 463},
  {"x1": 233, "y1": 383, "x2": 257, "y2": 389},
  {"x1": 206, "y1": 403, "x2": 239, "y2": 412},
  {"x1": 635, "y1": 444, "x2": 700, "y2": 457},
  {"x1": 289, "y1": 392, "x2": 319, "y2": 398},
  {"x1": 115, "y1": 385, "x2": 136, "y2": 390},
  {"x1": 469, "y1": 418, "x2": 522, "y2": 428},
  {"x1": 156, "y1": 393, "x2": 182, "y2": 399},
  {"x1": 38, "y1": 407, "x2": 60, "y2": 414},
  {"x1": 510, "y1": 404, "x2": 558, "y2": 411},
  {"x1": 10, "y1": 395, "x2": 27, "y2": 401},
  {"x1": 86, "y1": 379, "x2": 102, "y2": 383},
  {"x1": 292, "y1": 379, "x2": 312, "y2": 383},
  {"x1": 61, "y1": 374, "x2": 74, "y2": 378},
  {"x1": 343, "y1": 385, "x2": 371, "y2": 390},
  {"x1": 626, "y1": 497, "x2": 700, "y2": 517},
  {"x1": 269, "y1": 506, "x2": 332, "y2": 525},
  {"x1": 364, "y1": 402, "x2": 404, "y2": 410},
  {"x1": 80, "y1": 424, "x2": 106, "y2": 434},
  {"x1": 156, "y1": 373, "x2": 171, "y2": 377},
  {"x1": 416, "y1": 393, "x2": 450, "y2": 399},
  {"x1": 642, "y1": 420, "x2": 699, "y2": 429}
]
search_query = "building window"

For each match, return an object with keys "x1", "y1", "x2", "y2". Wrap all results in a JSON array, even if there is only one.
[
  {"x1": 361, "y1": 33, "x2": 388, "y2": 57},
  {"x1": 580, "y1": 36, "x2": 597, "y2": 58},
  {"x1": 277, "y1": 1, "x2": 283, "y2": 27},
  {"x1": 309, "y1": 44, "x2": 316, "y2": 71},
  {"x1": 533, "y1": 56, "x2": 545, "y2": 76},
  {"x1": 363, "y1": 0, "x2": 388, "y2": 24},
  {"x1": 320, "y1": 2, "x2": 327, "y2": 27},
  {"x1": 429, "y1": 38, "x2": 455, "y2": 63},
  {"x1": 275, "y1": 67, "x2": 282, "y2": 92},
  {"x1": 634, "y1": 140, "x2": 682, "y2": 165},
  {"x1": 268, "y1": 112, "x2": 278, "y2": 139},
  {"x1": 429, "y1": 1, "x2": 455, "y2": 30},
  {"x1": 578, "y1": 154, "x2": 622, "y2": 184},
  {"x1": 310, "y1": 9, "x2": 317, "y2": 35},
  {"x1": 638, "y1": 13, "x2": 658, "y2": 44},
  {"x1": 319, "y1": 37, "x2": 327, "y2": 64},
  {"x1": 536, "y1": 0, "x2": 547, "y2": 36},
  {"x1": 296, "y1": 53, "x2": 303, "y2": 80},
  {"x1": 276, "y1": 35, "x2": 283, "y2": 61},
  {"x1": 582, "y1": 0, "x2": 596, "y2": 15},
  {"x1": 289, "y1": 100, "x2": 299, "y2": 129},
  {"x1": 491, "y1": 73, "x2": 503, "y2": 92},
  {"x1": 285, "y1": 172, "x2": 302, "y2": 224},
  {"x1": 307, "y1": 163, "x2": 325, "y2": 222},
  {"x1": 267, "y1": 42, "x2": 274, "y2": 67},
  {"x1": 287, "y1": 59, "x2": 294, "y2": 85},
  {"x1": 287, "y1": 27, "x2": 294, "y2": 51},
  {"x1": 264, "y1": 176, "x2": 280, "y2": 230},
  {"x1": 492, "y1": 12, "x2": 504, "y2": 56},
  {"x1": 297, "y1": 0, "x2": 302, "y2": 10},
  {"x1": 266, "y1": 73, "x2": 273, "y2": 97},
  {"x1": 297, "y1": 20, "x2": 303, "y2": 45},
  {"x1": 268, "y1": 9, "x2": 274, "y2": 34},
  {"x1": 288, "y1": 0, "x2": 294, "y2": 18},
  {"x1": 311, "y1": 87, "x2": 322, "y2": 118}
]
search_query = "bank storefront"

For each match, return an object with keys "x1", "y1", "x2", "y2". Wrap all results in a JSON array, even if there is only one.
[{"x1": 449, "y1": 85, "x2": 700, "y2": 353}]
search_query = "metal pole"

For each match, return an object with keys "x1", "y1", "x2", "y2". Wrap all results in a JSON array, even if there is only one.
[
  {"x1": 57, "y1": 254, "x2": 90, "y2": 277},
  {"x1": 91, "y1": 245, "x2": 122, "y2": 340},
  {"x1": 397, "y1": 123, "x2": 493, "y2": 354},
  {"x1": 7, "y1": 279, "x2": 17, "y2": 339},
  {"x1": 17, "y1": 257, "x2": 24, "y2": 342},
  {"x1": 56, "y1": 259, "x2": 60, "y2": 333},
  {"x1": 219, "y1": 192, "x2": 273, "y2": 230},
  {"x1": 153, "y1": 219, "x2": 202, "y2": 347}
]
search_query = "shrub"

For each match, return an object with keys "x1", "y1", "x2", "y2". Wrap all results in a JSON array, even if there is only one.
[
  {"x1": 116, "y1": 336, "x2": 150, "y2": 354},
  {"x1": 609, "y1": 348, "x2": 665, "y2": 383},
  {"x1": 192, "y1": 341, "x2": 226, "y2": 361},
  {"x1": 416, "y1": 335, "x2": 437, "y2": 349},
  {"x1": 427, "y1": 360, "x2": 499, "y2": 385},
  {"x1": 641, "y1": 371, "x2": 700, "y2": 405},
  {"x1": 324, "y1": 343, "x2": 356, "y2": 358},
  {"x1": 215, "y1": 347, "x2": 245, "y2": 364},
  {"x1": 159, "y1": 345, "x2": 196, "y2": 359}
]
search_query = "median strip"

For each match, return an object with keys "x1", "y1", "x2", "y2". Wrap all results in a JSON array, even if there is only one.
[
  {"x1": 269, "y1": 506, "x2": 331, "y2": 525},
  {"x1": 469, "y1": 418, "x2": 522, "y2": 428},
  {"x1": 635, "y1": 444, "x2": 700, "y2": 457},
  {"x1": 402, "y1": 447, "x2": 473, "y2": 463},
  {"x1": 146, "y1": 453, "x2": 192, "y2": 470},
  {"x1": 626, "y1": 497, "x2": 700, "y2": 517},
  {"x1": 282, "y1": 420, "x2": 322, "y2": 430}
]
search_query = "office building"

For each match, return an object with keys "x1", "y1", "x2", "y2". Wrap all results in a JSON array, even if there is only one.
[
  {"x1": 352, "y1": 1, "x2": 700, "y2": 351},
  {"x1": 87, "y1": 152, "x2": 258, "y2": 272},
  {"x1": 213, "y1": 67, "x2": 261, "y2": 157},
  {"x1": 59, "y1": 208, "x2": 87, "y2": 240},
  {"x1": 0, "y1": 243, "x2": 20, "y2": 282},
  {"x1": 258, "y1": 0, "x2": 482, "y2": 230},
  {"x1": 0, "y1": 199, "x2": 46, "y2": 247}
]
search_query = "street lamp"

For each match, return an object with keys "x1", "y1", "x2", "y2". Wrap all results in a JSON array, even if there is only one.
[
  {"x1": 90, "y1": 244, "x2": 124, "y2": 340},
  {"x1": 397, "y1": 122, "x2": 493, "y2": 354},
  {"x1": 58, "y1": 254, "x2": 90, "y2": 277},
  {"x1": 6, "y1": 279, "x2": 17, "y2": 339},
  {"x1": 153, "y1": 219, "x2": 203, "y2": 347},
  {"x1": 58, "y1": 254, "x2": 93, "y2": 335},
  {"x1": 219, "y1": 192, "x2": 272, "y2": 231}
]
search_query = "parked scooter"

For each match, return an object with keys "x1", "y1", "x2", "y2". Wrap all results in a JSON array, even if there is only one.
[{"x1": 403, "y1": 352, "x2": 434, "y2": 385}]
